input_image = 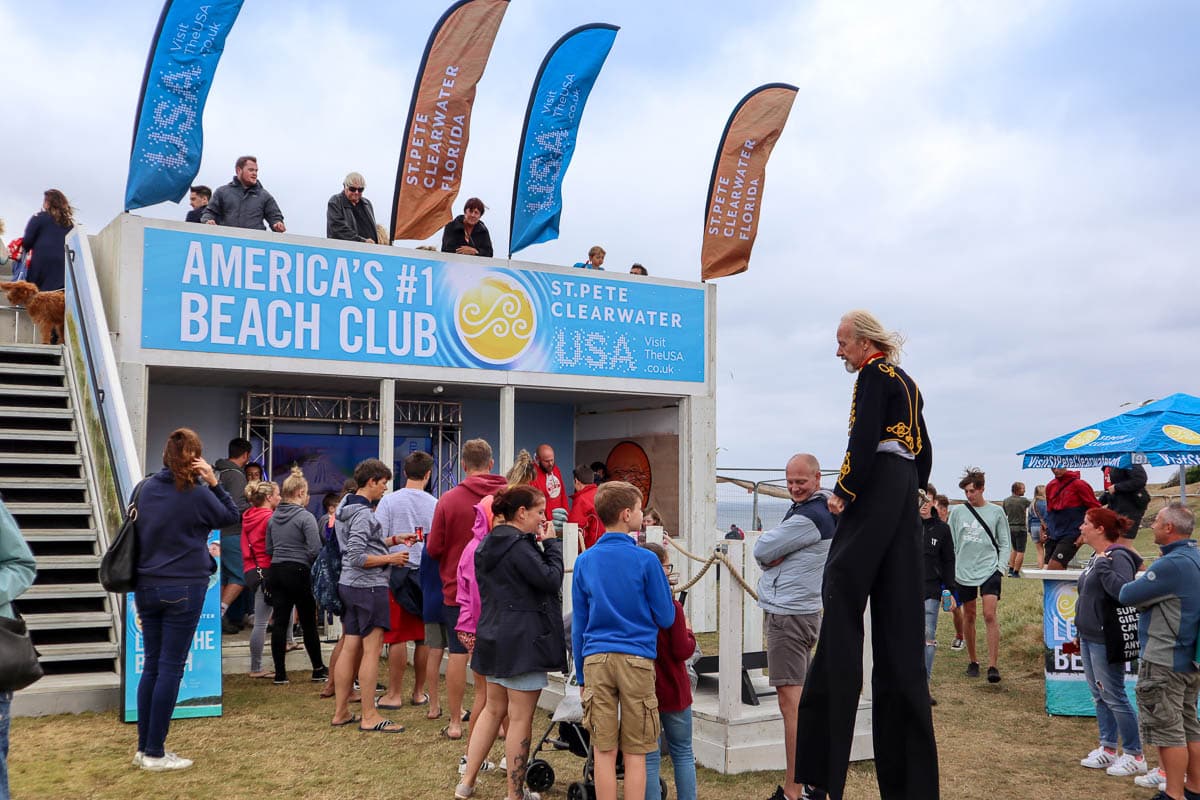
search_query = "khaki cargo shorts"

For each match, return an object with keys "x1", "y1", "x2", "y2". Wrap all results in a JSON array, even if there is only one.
[
  {"x1": 581, "y1": 652, "x2": 660, "y2": 754},
  {"x1": 1136, "y1": 660, "x2": 1200, "y2": 748}
]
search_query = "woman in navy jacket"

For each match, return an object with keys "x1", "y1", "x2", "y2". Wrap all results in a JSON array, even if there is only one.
[
  {"x1": 20, "y1": 189, "x2": 73, "y2": 291},
  {"x1": 458, "y1": 484, "x2": 565, "y2": 800},
  {"x1": 132, "y1": 428, "x2": 240, "y2": 773}
]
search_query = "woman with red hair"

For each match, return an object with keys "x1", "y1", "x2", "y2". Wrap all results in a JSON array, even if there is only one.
[{"x1": 1074, "y1": 506, "x2": 1147, "y2": 778}]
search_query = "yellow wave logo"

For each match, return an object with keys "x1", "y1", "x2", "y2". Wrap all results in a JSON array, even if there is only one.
[
  {"x1": 1163, "y1": 424, "x2": 1200, "y2": 446},
  {"x1": 1064, "y1": 429, "x2": 1101, "y2": 450},
  {"x1": 454, "y1": 275, "x2": 536, "y2": 364},
  {"x1": 1054, "y1": 585, "x2": 1078, "y2": 623}
]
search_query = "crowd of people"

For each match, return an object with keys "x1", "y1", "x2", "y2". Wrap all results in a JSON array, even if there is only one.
[{"x1": 180, "y1": 156, "x2": 652, "y2": 275}]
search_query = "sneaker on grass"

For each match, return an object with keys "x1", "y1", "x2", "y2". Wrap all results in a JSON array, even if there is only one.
[
  {"x1": 1080, "y1": 747, "x2": 1117, "y2": 769},
  {"x1": 458, "y1": 755, "x2": 496, "y2": 775},
  {"x1": 965, "y1": 662, "x2": 980, "y2": 678},
  {"x1": 141, "y1": 752, "x2": 194, "y2": 772},
  {"x1": 1106, "y1": 753, "x2": 1148, "y2": 776},
  {"x1": 1134, "y1": 767, "x2": 1166, "y2": 788},
  {"x1": 950, "y1": 638, "x2": 964, "y2": 651}
]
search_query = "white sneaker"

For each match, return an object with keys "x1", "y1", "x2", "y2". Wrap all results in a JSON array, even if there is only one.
[
  {"x1": 141, "y1": 752, "x2": 194, "y2": 772},
  {"x1": 131, "y1": 751, "x2": 144, "y2": 767},
  {"x1": 457, "y1": 755, "x2": 496, "y2": 775},
  {"x1": 1134, "y1": 767, "x2": 1166, "y2": 788},
  {"x1": 498, "y1": 756, "x2": 507, "y2": 771},
  {"x1": 1080, "y1": 747, "x2": 1117, "y2": 769},
  {"x1": 1106, "y1": 753, "x2": 1148, "y2": 776},
  {"x1": 950, "y1": 638, "x2": 964, "y2": 651}
]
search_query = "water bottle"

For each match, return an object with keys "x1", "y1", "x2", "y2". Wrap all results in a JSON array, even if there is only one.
[{"x1": 941, "y1": 589, "x2": 953, "y2": 611}]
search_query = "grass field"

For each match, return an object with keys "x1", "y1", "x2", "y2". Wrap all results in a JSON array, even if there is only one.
[{"x1": 7, "y1": 522, "x2": 1185, "y2": 800}]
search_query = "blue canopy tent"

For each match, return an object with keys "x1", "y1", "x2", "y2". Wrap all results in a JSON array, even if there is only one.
[{"x1": 1018, "y1": 393, "x2": 1200, "y2": 498}]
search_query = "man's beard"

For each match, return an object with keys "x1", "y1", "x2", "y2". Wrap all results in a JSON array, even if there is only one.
[{"x1": 842, "y1": 359, "x2": 859, "y2": 374}]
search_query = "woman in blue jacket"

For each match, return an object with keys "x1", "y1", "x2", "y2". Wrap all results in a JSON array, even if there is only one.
[
  {"x1": 20, "y1": 189, "x2": 73, "y2": 291},
  {"x1": 132, "y1": 429, "x2": 240, "y2": 772}
]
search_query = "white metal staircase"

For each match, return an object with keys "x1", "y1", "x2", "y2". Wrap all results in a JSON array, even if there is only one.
[{"x1": 0, "y1": 342, "x2": 121, "y2": 714}]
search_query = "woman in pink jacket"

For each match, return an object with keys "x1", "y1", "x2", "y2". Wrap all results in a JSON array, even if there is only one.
[{"x1": 241, "y1": 480, "x2": 279, "y2": 678}]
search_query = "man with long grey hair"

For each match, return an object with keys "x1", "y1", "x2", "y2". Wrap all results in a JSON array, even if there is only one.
[
  {"x1": 794, "y1": 310, "x2": 939, "y2": 800},
  {"x1": 327, "y1": 171, "x2": 379, "y2": 243}
]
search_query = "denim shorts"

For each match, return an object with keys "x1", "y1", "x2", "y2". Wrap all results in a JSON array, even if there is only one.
[{"x1": 491, "y1": 671, "x2": 548, "y2": 692}]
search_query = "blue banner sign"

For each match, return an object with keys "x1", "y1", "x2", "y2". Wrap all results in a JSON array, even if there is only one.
[
  {"x1": 509, "y1": 24, "x2": 618, "y2": 255},
  {"x1": 1042, "y1": 578, "x2": 1135, "y2": 717},
  {"x1": 123, "y1": 531, "x2": 223, "y2": 721},
  {"x1": 141, "y1": 228, "x2": 706, "y2": 382},
  {"x1": 124, "y1": 0, "x2": 246, "y2": 210}
]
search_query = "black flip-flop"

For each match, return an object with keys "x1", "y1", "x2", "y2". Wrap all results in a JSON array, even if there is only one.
[
  {"x1": 330, "y1": 714, "x2": 360, "y2": 727},
  {"x1": 376, "y1": 701, "x2": 404, "y2": 710},
  {"x1": 361, "y1": 719, "x2": 404, "y2": 733},
  {"x1": 440, "y1": 725, "x2": 463, "y2": 740},
  {"x1": 409, "y1": 694, "x2": 430, "y2": 707}
]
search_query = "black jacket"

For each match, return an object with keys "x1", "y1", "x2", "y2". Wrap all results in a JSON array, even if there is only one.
[
  {"x1": 22, "y1": 211, "x2": 68, "y2": 291},
  {"x1": 1101, "y1": 465, "x2": 1149, "y2": 530},
  {"x1": 471, "y1": 525, "x2": 567, "y2": 678},
  {"x1": 834, "y1": 355, "x2": 932, "y2": 503},
  {"x1": 326, "y1": 192, "x2": 378, "y2": 242},
  {"x1": 441, "y1": 216, "x2": 493, "y2": 257},
  {"x1": 202, "y1": 177, "x2": 284, "y2": 229},
  {"x1": 922, "y1": 516, "x2": 956, "y2": 601}
]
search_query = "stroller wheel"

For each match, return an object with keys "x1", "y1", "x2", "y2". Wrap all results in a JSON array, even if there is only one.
[
  {"x1": 526, "y1": 759, "x2": 555, "y2": 792},
  {"x1": 660, "y1": 776, "x2": 668, "y2": 799},
  {"x1": 567, "y1": 781, "x2": 596, "y2": 800}
]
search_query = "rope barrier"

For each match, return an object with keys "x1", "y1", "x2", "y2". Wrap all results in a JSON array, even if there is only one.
[{"x1": 560, "y1": 535, "x2": 760, "y2": 602}]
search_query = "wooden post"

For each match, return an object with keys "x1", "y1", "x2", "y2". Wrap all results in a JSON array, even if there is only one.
[
  {"x1": 743, "y1": 531, "x2": 764, "y2": 655},
  {"x1": 718, "y1": 540, "x2": 744, "y2": 722},
  {"x1": 562, "y1": 522, "x2": 579, "y2": 617}
]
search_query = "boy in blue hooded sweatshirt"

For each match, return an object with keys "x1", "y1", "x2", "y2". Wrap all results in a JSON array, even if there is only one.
[{"x1": 572, "y1": 481, "x2": 676, "y2": 800}]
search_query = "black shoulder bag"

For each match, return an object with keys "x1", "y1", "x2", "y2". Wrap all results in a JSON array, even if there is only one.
[
  {"x1": 0, "y1": 612, "x2": 44, "y2": 692},
  {"x1": 1100, "y1": 549, "x2": 1140, "y2": 664},
  {"x1": 100, "y1": 478, "x2": 148, "y2": 593}
]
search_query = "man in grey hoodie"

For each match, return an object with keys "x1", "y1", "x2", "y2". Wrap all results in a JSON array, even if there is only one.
[
  {"x1": 756, "y1": 453, "x2": 836, "y2": 800},
  {"x1": 330, "y1": 459, "x2": 413, "y2": 733}
]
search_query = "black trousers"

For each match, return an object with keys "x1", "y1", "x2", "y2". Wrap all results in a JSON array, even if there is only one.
[
  {"x1": 268, "y1": 561, "x2": 325, "y2": 678},
  {"x1": 795, "y1": 454, "x2": 939, "y2": 800}
]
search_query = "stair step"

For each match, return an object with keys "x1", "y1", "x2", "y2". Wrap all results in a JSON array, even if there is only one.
[
  {"x1": 35, "y1": 554, "x2": 101, "y2": 569},
  {"x1": 23, "y1": 611, "x2": 113, "y2": 630},
  {"x1": 0, "y1": 384, "x2": 69, "y2": 397},
  {"x1": 0, "y1": 343, "x2": 62, "y2": 357},
  {"x1": 21, "y1": 528, "x2": 99, "y2": 542},
  {"x1": 22, "y1": 584, "x2": 110, "y2": 599},
  {"x1": 35, "y1": 641, "x2": 119, "y2": 662},
  {"x1": 0, "y1": 453, "x2": 82, "y2": 465},
  {"x1": 0, "y1": 362, "x2": 65, "y2": 377},
  {"x1": 0, "y1": 476, "x2": 87, "y2": 489},
  {"x1": 15, "y1": 671, "x2": 120, "y2": 693},
  {"x1": 0, "y1": 429, "x2": 77, "y2": 441},
  {"x1": 5, "y1": 502, "x2": 93, "y2": 514},
  {"x1": 0, "y1": 406, "x2": 73, "y2": 419}
]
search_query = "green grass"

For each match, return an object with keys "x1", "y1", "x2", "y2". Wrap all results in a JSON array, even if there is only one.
[{"x1": 7, "y1": 526, "x2": 1179, "y2": 799}]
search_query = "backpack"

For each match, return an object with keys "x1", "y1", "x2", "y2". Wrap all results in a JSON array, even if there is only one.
[{"x1": 311, "y1": 526, "x2": 344, "y2": 616}]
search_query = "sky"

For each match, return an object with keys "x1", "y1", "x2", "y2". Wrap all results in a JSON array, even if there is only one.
[{"x1": 2, "y1": 0, "x2": 1198, "y2": 501}]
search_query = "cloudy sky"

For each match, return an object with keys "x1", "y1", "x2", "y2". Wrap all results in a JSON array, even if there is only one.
[{"x1": 2, "y1": 0, "x2": 1198, "y2": 499}]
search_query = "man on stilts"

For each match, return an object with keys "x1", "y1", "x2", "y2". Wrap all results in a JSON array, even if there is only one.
[{"x1": 794, "y1": 310, "x2": 940, "y2": 800}]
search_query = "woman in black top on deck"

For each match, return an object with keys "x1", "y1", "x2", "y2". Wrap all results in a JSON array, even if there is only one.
[{"x1": 440, "y1": 197, "x2": 493, "y2": 257}]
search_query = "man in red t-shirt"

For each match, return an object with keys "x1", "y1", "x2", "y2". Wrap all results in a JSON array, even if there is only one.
[
  {"x1": 531, "y1": 444, "x2": 570, "y2": 515},
  {"x1": 567, "y1": 464, "x2": 603, "y2": 549}
]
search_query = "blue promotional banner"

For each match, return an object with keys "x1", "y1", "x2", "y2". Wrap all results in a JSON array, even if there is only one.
[
  {"x1": 123, "y1": 531, "x2": 223, "y2": 721},
  {"x1": 1042, "y1": 578, "x2": 1135, "y2": 717},
  {"x1": 124, "y1": 0, "x2": 245, "y2": 211},
  {"x1": 140, "y1": 228, "x2": 706, "y2": 382},
  {"x1": 508, "y1": 24, "x2": 618, "y2": 256}
]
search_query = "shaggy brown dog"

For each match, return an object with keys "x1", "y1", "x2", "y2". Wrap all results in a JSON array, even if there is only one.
[{"x1": 0, "y1": 281, "x2": 65, "y2": 344}]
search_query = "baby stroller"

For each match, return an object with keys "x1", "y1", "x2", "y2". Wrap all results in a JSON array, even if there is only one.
[{"x1": 524, "y1": 664, "x2": 667, "y2": 800}]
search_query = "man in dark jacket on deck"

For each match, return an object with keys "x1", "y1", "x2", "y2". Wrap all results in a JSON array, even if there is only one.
[
  {"x1": 202, "y1": 156, "x2": 286, "y2": 231},
  {"x1": 1101, "y1": 464, "x2": 1150, "y2": 538},
  {"x1": 326, "y1": 172, "x2": 379, "y2": 243},
  {"x1": 1045, "y1": 468, "x2": 1100, "y2": 569}
]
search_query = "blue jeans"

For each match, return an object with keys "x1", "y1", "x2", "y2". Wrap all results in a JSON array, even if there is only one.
[
  {"x1": 135, "y1": 583, "x2": 206, "y2": 758},
  {"x1": 1080, "y1": 638, "x2": 1141, "y2": 754},
  {"x1": 1, "y1": 689, "x2": 11, "y2": 800},
  {"x1": 923, "y1": 598, "x2": 939, "y2": 682},
  {"x1": 645, "y1": 707, "x2": 697, "y2": 800}
]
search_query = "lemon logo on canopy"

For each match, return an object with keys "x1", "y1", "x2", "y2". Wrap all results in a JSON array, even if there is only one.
[
  {"x1": 1163, "y1": 424, "x2": 1200, "y2": 446},
  {"x1": 454, "y1": 274, "x2": 536, "y2": 364},
  {"x1": 1064, "y1": 429, "x2": 1101, "y2": 450}
]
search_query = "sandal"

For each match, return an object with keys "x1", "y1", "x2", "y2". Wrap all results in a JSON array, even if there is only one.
[
  {"x1": 440, "y1": 724, "x2": 463, "y2": 740},
  {"x1": 330, "y1": 714, "x2": 360, "y2": 727},
  {"x1": 247, "y1": 671, "x2": 272, "y2": 679},
  {"x1": 409, "y1": 694, "x2": 430, "y2": 707},
  {"x1": 360, "y1": 719, "x2": 404, "y2": 733},
  {"x1": 427, "y1": 708, "x2": 443, "y2": 720}
]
